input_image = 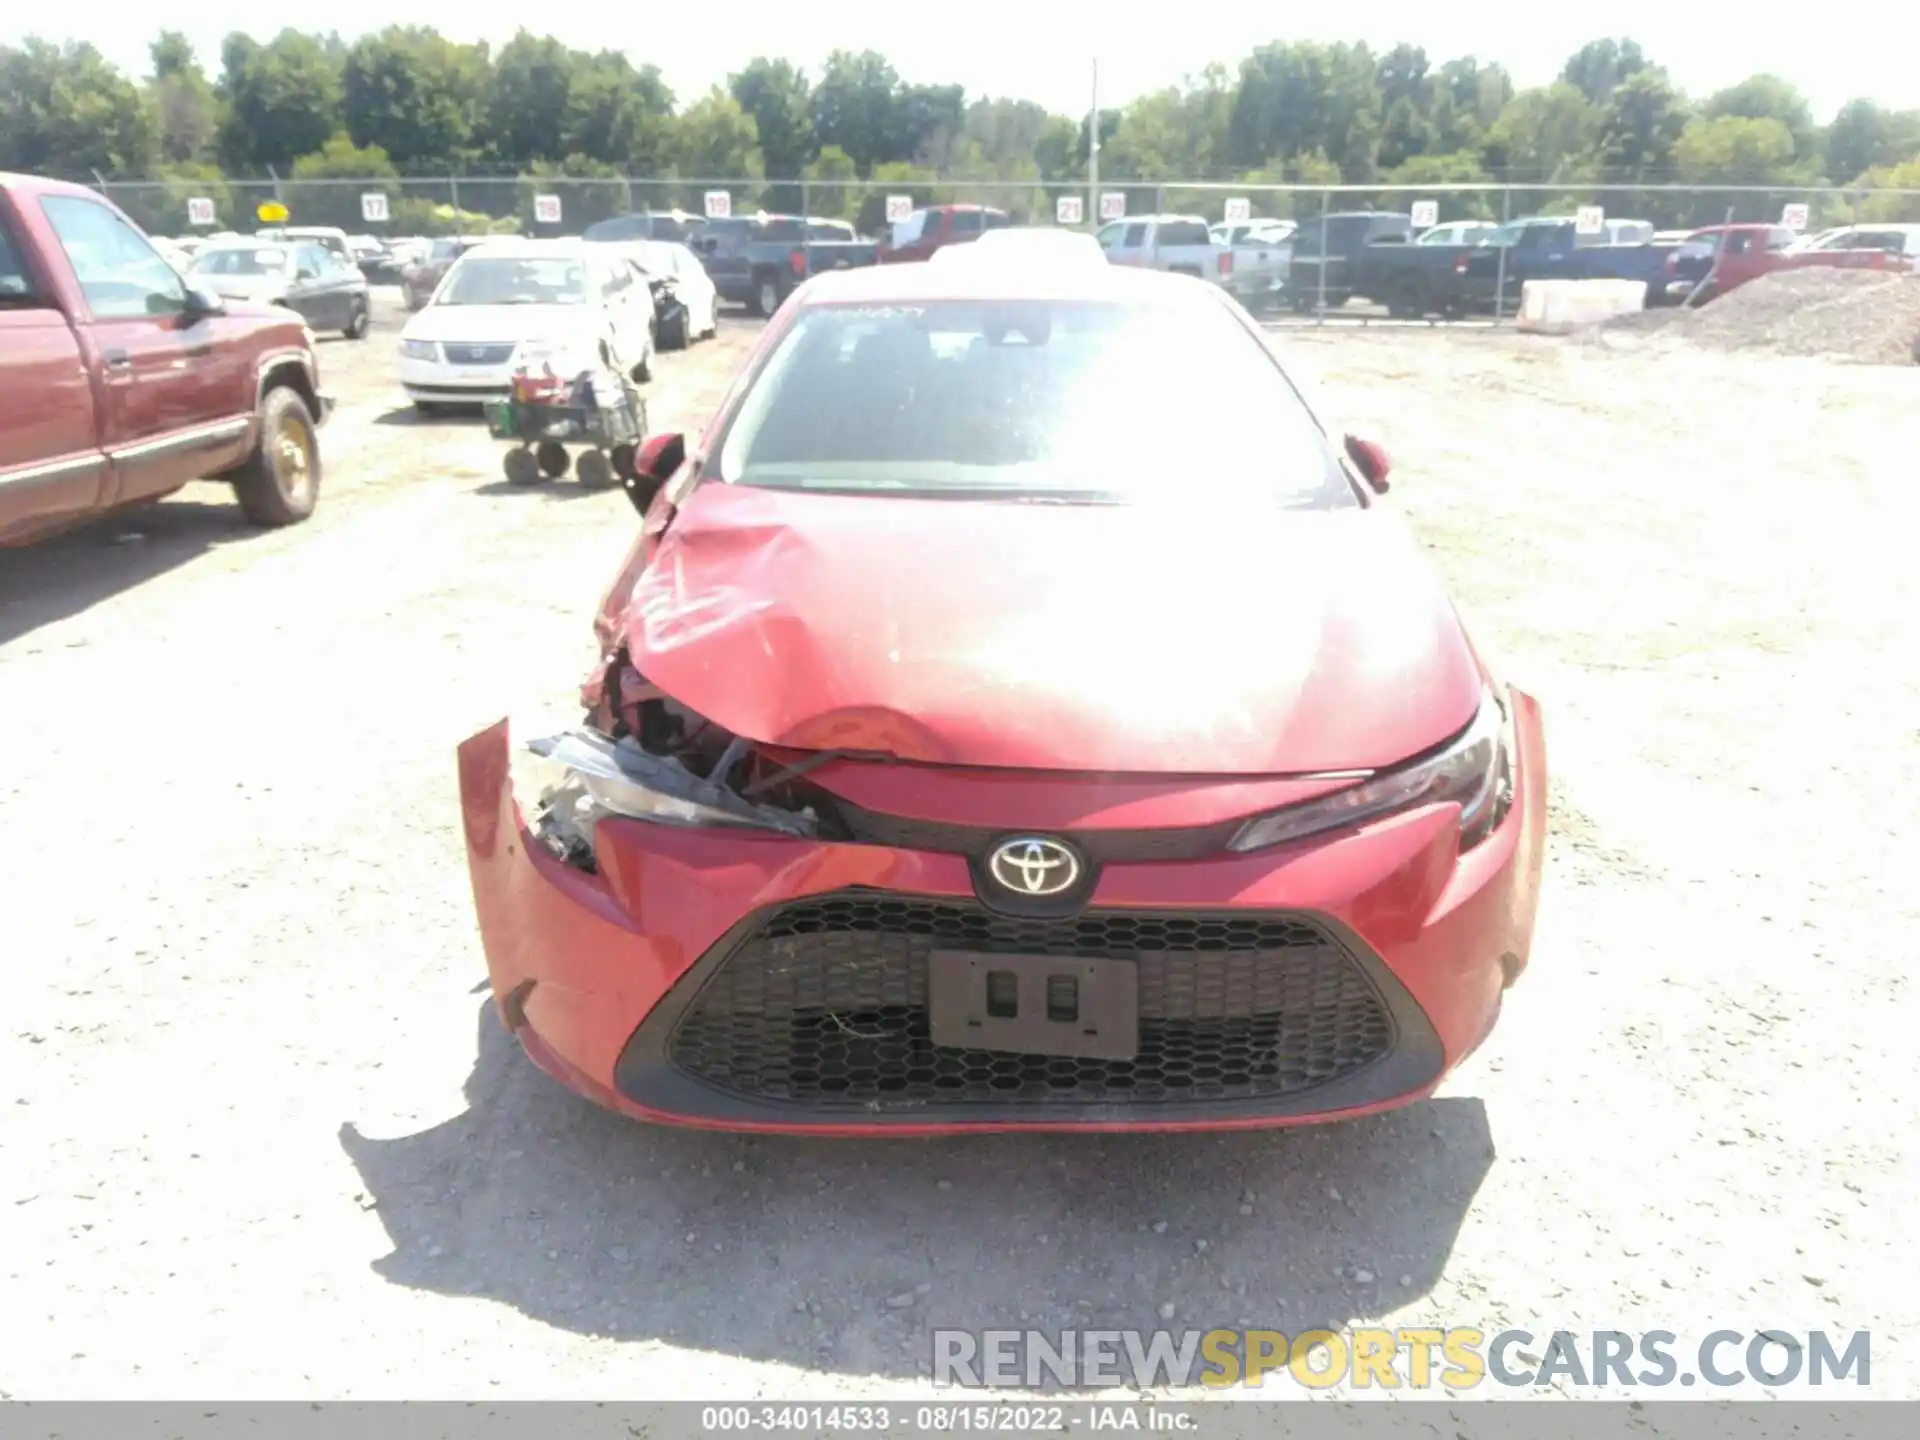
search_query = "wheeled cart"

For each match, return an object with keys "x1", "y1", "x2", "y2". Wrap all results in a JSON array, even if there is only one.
[{"x1": 483, "y1": 370, "x2": 648, "y2": 489}]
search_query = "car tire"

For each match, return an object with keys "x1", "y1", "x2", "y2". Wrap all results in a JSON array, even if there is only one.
[
  {"x1": 575, "y1": 449, "x2": 615, "y2": 488},
  {"x1": 751, "y1": 274, "x2": 782, "y2": 318},
  {"x1": 232, "y1": 386, "x2": 320, "y2": 527},
  {"x1": 535, "y1": 440, "x2": 571, "y2": 478},
  {"x1": 503, "y1": 447, "x2": 544, "y2": 486},
  {"x1": 343, "y1": 298, "x2": 371, "y2": 339}
]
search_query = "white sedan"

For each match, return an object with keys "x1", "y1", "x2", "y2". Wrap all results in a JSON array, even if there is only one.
[
  {"x1": 608, "y1": 239, "x2": 719, "y2": 350},
  {"x1": 395, "y1": 239, "x2": 657, "y2": 411}
]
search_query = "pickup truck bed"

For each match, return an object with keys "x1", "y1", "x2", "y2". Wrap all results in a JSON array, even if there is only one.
[
  {"x1": 1, "y1": 171, "x2": 330, "y2": 546},
  {"x1": 697, "y1": 215, "x2": 878, "y2": 316}
]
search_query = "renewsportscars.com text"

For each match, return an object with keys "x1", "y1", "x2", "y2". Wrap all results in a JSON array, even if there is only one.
[{"x1": 933, "y1": 1328, "x2": 1871, "y2": 1391}]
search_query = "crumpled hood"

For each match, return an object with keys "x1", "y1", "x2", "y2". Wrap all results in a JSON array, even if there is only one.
[{"x1": 624, "y1": 484, "x2": 1483, "y2": 775}]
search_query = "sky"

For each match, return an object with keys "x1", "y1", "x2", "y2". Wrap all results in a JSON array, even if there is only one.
[{"x1": 7, "y1": 1, "x2": 1913, "y2": 126}]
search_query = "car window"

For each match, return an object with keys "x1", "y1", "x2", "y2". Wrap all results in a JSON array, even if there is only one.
[
  {"x1": 1095, "y1": 223, "x2": 1126, "y2": 250},
  {"x1": 438, "y1": 255, "x2": 587, "y2": 306},
  {"x1": 40, "y1": 195, "x2": 187, "y2": 319},
  {"x1": 652, "y1": 216, "x2": 691, "y2": 243},
  {"x1": 984, "y1": 211, "x2": 1012, "y2": 230},
  {"x1": 892, "y1": 211, "x2": 928, "y2": 247},
  {"x1": 293, "y1": 244, "x2": 327, "y2": 278},
  {"x1": 1767, "y1": 228, "x2": 1796, "y2": 251},
  {"x1": 713, "y1": 297, "x2": 1353, "y2": 509},
  {"x1": 0, "y1": 213, "x2": 38, "y2": 301},
  {"x1": 1157, "y1": 221, "x2": 1211, "y2": 247},
  {"x1": 1122, "y1": 223, "x2": 1147, "y2": 247},
  {"x1": 951, "y1": 210, "x2": 985, "y2": 235}
]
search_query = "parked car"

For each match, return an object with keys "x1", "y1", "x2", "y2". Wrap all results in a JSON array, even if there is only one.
[
  {"x1": 694, "y1": 213, "x2": 878, "y2": 316},
  {"x1": 257, "y1": 225, "x2": 357, "y2": 273},
  {"x1": 1218, "y1": 221, "x2": 1297, "y2": 310},
  {"x1": 582, "y1": 211, "x2": 707, "y2": 245},
  {"x1": 1792, "y1": 223, "x2": 1920, "y2": 265},
  {"x1": 875, "y1": 204, "x2": 1012, "y2": 264},
  {"x1": 1282, "y1": 211, "x2": 1416, "y2": 310},
  {"x1": 188, "y1": 238, "x2": 372, "y2": 338},
  {"x1": 1352, "y1": 216, "x2": 1681, "y2": 318},
  {"x1": 1097, "y1": 215, "x2": 1231, "y2": 286},
  {"x1": 1, "y1": 171, "x2": 330, "y2": 545},
  {"x1": 395, "y1": 238, "x2": 656, "y2": 412},
  {"x1": 615, "y1": 238, "x2": 720, "y2": 350},
  {"x1": 1210, "y1": 218, "x2": 1296, "y2": 248},
  {"x1": 403, "y1": 234, "x2": 490, "y2": 310},
  {"x1": 1663, "y1": 222, "x2": 1907, "y2": 304},
  {"x1": 455, "y1": 260, "x2": 1547, "y2": 1135}
]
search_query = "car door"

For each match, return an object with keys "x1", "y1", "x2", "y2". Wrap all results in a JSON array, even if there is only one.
[
  {"x1": 37, "y1": 191, "x2": 252, "y2": 505},
  {"x1": 282, "y1": 244, "x2": 334, "y2": 329}
]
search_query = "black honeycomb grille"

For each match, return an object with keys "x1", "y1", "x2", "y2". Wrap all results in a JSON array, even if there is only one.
[{"x1": 667, "y1": 895, "x2": 1395, "y2": 1109}]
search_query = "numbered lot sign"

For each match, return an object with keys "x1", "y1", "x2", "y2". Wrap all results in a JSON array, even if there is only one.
[
  {"x1": 704, "y1": 190, "x2": 732, "y2": 219},
  {"x1": 1223, "y1": 197, "x2": 1251, "y2": 224},
  {"x1": 885, "y1": 194, "x2": 913, "y2": 223},
  {"x1": 1056, "y1": 194, "x2": 1084, "y2": 225},
  {"x1": 1575, "y1": 205, "x2": 1606, "y2": 235},
  {"x1": 1781, "y1": 202, "x2": 1810, "y2": 232},
  {"x1": 186, "y1": 197, "x2": 217, "y2": 227},
  {"x1": 1410, "y1": 200, "x2": 1439, "y2": 229},
  {"x1": 533, "y1": 193, "x2": 562, "y2": 225},
  {"x1": 360, "y1": 192, "x2": 389, "y2": 223},
  {"x1": 1099, "y1": 192, "x2": 1126, "y2": 221}
]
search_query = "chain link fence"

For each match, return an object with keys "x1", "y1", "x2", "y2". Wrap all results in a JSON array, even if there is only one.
[{"x1": 99, "y1": 174, "x2": 1920, "y2": 242}]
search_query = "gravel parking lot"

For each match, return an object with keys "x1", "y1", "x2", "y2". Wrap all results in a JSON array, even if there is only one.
[{"x1": 2, "y1": 291, "x2": 1914, "y2": 1400}]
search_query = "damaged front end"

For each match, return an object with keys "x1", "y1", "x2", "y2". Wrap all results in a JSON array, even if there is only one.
[{"x1": 519, "y1": 649, "x2": 827, "y2": 870}]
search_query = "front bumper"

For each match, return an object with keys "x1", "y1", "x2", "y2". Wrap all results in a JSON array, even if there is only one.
[
  {"x1": 456, "y1": 691, "x2": 1547, "y2": 1135},
  {"x1": 398, "y1": 355, "x2": 514, "y2": 405}
]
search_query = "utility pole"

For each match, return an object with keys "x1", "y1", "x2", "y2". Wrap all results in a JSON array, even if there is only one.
[{"x1": 1087, "y1": 58, "x2": 1099, "y2": 228}]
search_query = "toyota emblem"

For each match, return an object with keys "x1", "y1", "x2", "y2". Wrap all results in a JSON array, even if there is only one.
[{"x1": 986, "y1": 836, "x2": 1083, "y2": 897}]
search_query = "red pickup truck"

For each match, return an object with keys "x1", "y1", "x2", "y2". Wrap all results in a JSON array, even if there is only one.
[
  {"x1": 875, "y1": 204, "x2": 1012, "y2": 263},
  {"x1": 1, "y1": 172, "x2": 330, "y2": 547},
  {"x1": 1661, "y1": 223, "x2": 1900, "y2": 305}
]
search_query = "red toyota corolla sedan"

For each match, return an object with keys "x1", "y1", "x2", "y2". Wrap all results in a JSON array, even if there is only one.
[{"x1": 457, "y1": 257, "x2": 1547, "y2": 1135}]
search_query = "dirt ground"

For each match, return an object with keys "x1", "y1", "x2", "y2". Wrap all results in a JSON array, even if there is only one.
[{"x1": 2, "y1": 294, "x2": 1915, "y2": 1400}]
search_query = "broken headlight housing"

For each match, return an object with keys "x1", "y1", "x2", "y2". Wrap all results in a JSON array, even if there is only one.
[
  {"x1": 515, "y1": 727, "x2": 818, "y2": 868},
  {"x1": 1227, "y1": 687, "x2": 1515, "y2": 854}
]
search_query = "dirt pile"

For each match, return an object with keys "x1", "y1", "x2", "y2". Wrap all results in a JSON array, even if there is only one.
[{"x1": 1604, "y1": 268, "x2": 1920, "y2": 364}]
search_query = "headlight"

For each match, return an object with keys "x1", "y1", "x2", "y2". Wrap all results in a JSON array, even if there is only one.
[
  {"x1": 1228, "y1": 687, "x2": 1515, "y2": 854},
  {"x1": 399, "y1": 339, "x2": 440, "y2": 361},
  {"x1": 514, "y1": 727, "x2": 818, "y2": 867}
]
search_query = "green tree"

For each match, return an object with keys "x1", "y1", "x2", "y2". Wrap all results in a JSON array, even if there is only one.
[
  {"x1": 673, "y1": 88, "x2": 764, "y2": 209},
  {"x1": 1034, "y1": 114, "x2": 1083, "y2": 182},
  {"x1": 341, "y1": 27, "x2": 489, "y2": 168},
  {"x1": 564, "y1": 51, "x2": 674, "y2": 169},
  {"x1": 801, "y1": 143, "x2": 858, "y2": 218},
  {"x1": 149, "y1": 32, "x2": 219, "y2": 165},
  {"x1": 1559, "y1": 38, "x2": 1648, "y2": 106},
  {"x1": 730, "y1": 57, "x2": 812, "y2": 180},
  {"x1": 1672, "y1": 114, "x2": 1804, "y2": 195},
  {"x1": 1483, "y1": 83, "x2": 1598, "y2": 183},
  {"x1": 811, "y1": 49, "x2": 900, "y2": 172},
  {"x1": 890, "y1": 82, "x2": 965, "y2": 167},
  {"x1": 0, "y1": 39, "x2": 158, "y2": 177},
  {"x1": 1595, "y1": 68, "x2": 1690, "y2": 178},
  {"x1": 218, "y1": 30, "x2": 342, "y2": 171},
  {"x1": 854, "y1": 159, "x2": 935, "y2": 232},
  {"x1": 1380, "y1": 149, "x2": 1496, "y2": 220},
  {"x1": 485, "y1": 31, "x2": 575, "y2": 165},
  {"x1": 1227, "y1": 41, "x2": 1382, "y2": 180},
  {"x1": 287, "y1": 133, "x2": 399, "y2": 227},
  {"x1": 1702, "y1": 75, "x2": 1817, "y2": 164},
  {"x1": 1854, "y1": 156, "x2": 1920, "y2": 220}
]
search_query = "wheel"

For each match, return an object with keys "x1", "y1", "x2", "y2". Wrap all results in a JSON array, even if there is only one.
[
  {"x1": 609, "y1": 442, "x2": 637, "y2": 480},
  {"x1": 232, "y1": 386, "x2": 320, "y2": 527},
  {"x1": 702, "y1": 295, "x2": 719, "y2": 339},
  {"x1": 751, "y1": 275, "x2": 783, "y2": 318},
  {"x1": 503, "y1": 447, "x2": 544, "y2": 486},
  {"x1": 575, "y1": 449, "x2": 615, "y2": 488},
  {"x1": 343, "y1": 298, "x2": 371, "y2": 339},
  {"x1": 659, "y1": 307, "x2": 689, "y2": 351},
  {"x1": 535, "y1": 440, "x2": 571, "y2": 478}
]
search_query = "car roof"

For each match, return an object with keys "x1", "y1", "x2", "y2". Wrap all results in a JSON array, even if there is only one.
[
  {"x1": 0, "y1": 171, "x2": 111, "y2": 200},
  {"x1": 796, "y1": 258, "x2": 1213, "y2": 306}
]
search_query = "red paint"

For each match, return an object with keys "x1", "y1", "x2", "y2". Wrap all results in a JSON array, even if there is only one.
[
  {"x1": 0, "y1": 171, "x2": 322, "y2": 546},
  {"x1": 875, "y1": 205, "x2": 1010, "y2": 264}
]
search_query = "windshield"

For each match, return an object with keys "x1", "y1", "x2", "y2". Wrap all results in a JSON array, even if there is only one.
[
  {"x1": 713, "y1": 298, "x2": 1352, "y2": 508},
  {"x1": 192, "y1": 247, "x2": 288, "y2": 276},
  {"x1": 437, "y1": 256, "x2": 586, "y2": 306}
]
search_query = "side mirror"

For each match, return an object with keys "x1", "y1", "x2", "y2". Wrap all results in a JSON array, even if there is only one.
[
  {"x1": 623, "y1": 431, "x2": 685, "y2": 517},
  {"x1": 1344, "y1": 434, "x2": 1391, "y2": 495},
  {"x1": 182, "y1": 287, "x2": 226, "y2": 320}
]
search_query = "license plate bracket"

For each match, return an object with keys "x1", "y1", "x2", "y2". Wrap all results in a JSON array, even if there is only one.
[{"x1": 927, "y1": 951, "x2": 1139, "y2": 1061}]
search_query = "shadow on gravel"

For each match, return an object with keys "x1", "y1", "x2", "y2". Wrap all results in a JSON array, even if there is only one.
[
  {"x1": 471, "y1": 479, "x2": 623, "y2": 502},
  {"x1": 0, "y1": 501, "x2": 253, "y2": 648},
  {"x1": 341, "y1": 1002, "x2": 1493, "y2": 1385}
]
